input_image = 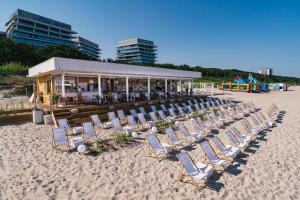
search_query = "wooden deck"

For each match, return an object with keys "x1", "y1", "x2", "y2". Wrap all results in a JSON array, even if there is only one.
[{"x1": 50, "y1": 96, "x2": 207, "y2": 126}]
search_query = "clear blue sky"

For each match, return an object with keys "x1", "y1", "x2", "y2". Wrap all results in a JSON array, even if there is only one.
[{"x1": 1, "y1": 0, "x2": 300, "y2": 77}]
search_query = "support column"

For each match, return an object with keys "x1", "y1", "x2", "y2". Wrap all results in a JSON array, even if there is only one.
[
  {"x1": 147, "y1": 77, "x2": 150, "y2": 99},
  {"x1": 61, "y1": 73, "x2": 65, "y2": 97},
  {"x1": 98, "y1": 75, "x2": 102, "y2": 99},
  {"x1": 165, "y1": 78, "x2": 168, "y2": 99},
  {"x1": 126, "y1": 76, "x2": 129, "y2": 102},
  {"x1": 179, "y1": 79, "x2": 182, "y2": 95},
  {"x1": 188, "y1": 80, "x2": 192, "y2": 95}
]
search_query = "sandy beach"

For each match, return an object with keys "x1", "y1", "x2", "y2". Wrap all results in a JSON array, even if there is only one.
[{"x1": 1, "y1": 86, "x2": 300, "y2": 200}]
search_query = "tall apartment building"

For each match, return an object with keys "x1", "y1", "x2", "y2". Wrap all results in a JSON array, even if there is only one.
[
  {"x1": 73, "y1": 36, "x2": 100, "y2": 60},
  {"x1": 5, "y1": 9, "x2": 100, "y2": 60},
  {"x1": 258, "y1": 68, "x2": 273, "y2": 76},
  {"x1": 116, "y1": 38, "x2": 157, "y2": 64}
]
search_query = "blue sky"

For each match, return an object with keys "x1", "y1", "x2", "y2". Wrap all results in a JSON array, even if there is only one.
[{"x1": 1, "y1": 0, "x2": 300, "y2": 77}]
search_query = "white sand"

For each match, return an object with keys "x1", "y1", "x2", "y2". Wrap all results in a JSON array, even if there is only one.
[{"x1": 1, "y1": 86, "x2": 300, "y2": 200}]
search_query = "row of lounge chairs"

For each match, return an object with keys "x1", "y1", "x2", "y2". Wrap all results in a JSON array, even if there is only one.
[
  {"x1": 145, "y1": 100, "x2": 280, "y2": 192},
  {"x1": 51, "y1": 96, "x2": 234, "y2": 149}
]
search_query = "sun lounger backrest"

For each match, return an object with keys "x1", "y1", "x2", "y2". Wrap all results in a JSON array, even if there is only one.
[
  {"x1": 57, "y1": 118, "x2": 69, "y2": 129},
  {"x1": 137, "y1": 113, "x2": 147, "y2": 124},
  {"x1": 258, "y1": 111, "x2": 267, "y2": 120},
  {"x1": 112, "y1": 118, "x2": 123, "y2": 132},
  {"x1": 178, "y1": 107, "x2": 185, "y2": 115},
  {"x1": 206, "y1": 102, "x2": 211, "y2": 108},
  {"x1": 158, "y1": 110, "x2": 166, "y2": 120},
  {"x1": 212, "y1": 136, "x2": 228, "y2": 155},
  {"x1": 151, "y1": 105, "x2": 157, "y2": 112},
  {"x1": 225, "y1": 130, "x2": 240, "y2": 145},
  {"x1": 251, "y1": 116, "x2": 260, "y2": 125},
  {"x1": 177, "y1": 151, "x2": 200, "y2": 176},
  {"x1": 191, "y1": 118, "x2": 203, "y2": 132},
  {"x1": 182, "y1": 103, "x2": 188, "y2": 109},
  {"x1": 169, "y1": 103, "x2": 175, "y2": 110},
  {"x1": 52, "y1": 128, "x2": 68, "y2": 145},
  {"x1": 244, "y1": 118, "x2": 254, "y2": 128},
  {"x1": 130, "y1": 109, "x2": 138, "y2": 118},
  {"x1": 218, "y1": 110, "x2": 225, "y2": 119},
  {"x1": 127, "y1": 115, "x2": 137, "y2": 126},
  {"x1": 90, "y1": 114, "x2": 102, "y2": 126},
  {"x1": 194, "y1": 104, "x2": 201, "y2": 111},
  {"x1": 188, "y1": 100, "x2": 193, "y2": 106},
  {"x1": 149, "y1": 112, "x2": 158, "y2": 122},
  {"x1": 230, "y1": 127, "x2": 244, "y2": 140},
  {"x1": 200, "y1": 103, "x2": 206, "y2": 110},
  {"x1": 108, "y1": 112, "x2": 116, "y2": 121},
  {"x1": 241, "y1": 120, "x2": 251, "y2": 132},
  {"x1": 82, "y1": 122, "x2": 96, "y2": 138},
  {"x1": 166, "y1": 127, "x2": 180, "y2": 144},
  {"x1": 139, "y1": 107, "x2": 147, "y2": 115},
  {"x1": 187, "y1": 105, "x2": 194, "y2": 113},
  {"x1": 178, "y1": 124, "x2": 191, "y2": 137},
  {"x1": 147, "y1": 133, "x2": 164, "y2": 151},
  {"x1": 117, "y1": 110, "x2": 126, "y2": 121},
  {"x1": 254, "y1": 114, "x2": 263, "y2": 123},
  {"x1": 169, "y1": 108, "x2": 177, "y2": 117},
  {"x1": 200, "y1": 140, "x2": 219, "y2": 162},
  {"x1": 160, "y1": 104, "x2": 167, "y2": 112}
]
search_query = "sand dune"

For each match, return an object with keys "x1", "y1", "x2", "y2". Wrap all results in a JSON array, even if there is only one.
[{"x1": 0, "y1": 87, "x2": 300, "y2": 200}]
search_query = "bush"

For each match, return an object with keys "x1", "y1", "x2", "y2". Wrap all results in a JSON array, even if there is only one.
[
  {"x1": 155, "y1": 121, "x2": 175, "y2": 134},
  {"x1": 0, "y1": 62, "x2": 29, "y2": 76},
  {"x1": 88, "y1": 139, "x2": 111, "y2": 155},
  {"x1": 115, "y1": 133, "x2": 134, "y2": 146}
]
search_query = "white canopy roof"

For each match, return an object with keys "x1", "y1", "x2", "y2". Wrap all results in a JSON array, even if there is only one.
[{"x1": 28, "y1": 57, "x2": 202, "y2": 79}]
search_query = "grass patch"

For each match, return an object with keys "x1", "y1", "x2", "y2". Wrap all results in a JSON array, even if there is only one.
[
  {"x1": 115, "y1": 133, "x2": 135, "y2": 146},
  {"x1": 155, "y1": 120, "x2": 175, "y2": 134},
  {"x1": 87, "y1": 139, "x2": 112, "y2": 155}
]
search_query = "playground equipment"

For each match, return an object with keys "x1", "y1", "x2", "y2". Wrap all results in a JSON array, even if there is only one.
[
  {"x1": 220, "y1": 74, "x2": 262, "y2": 93},
  {"x1": 272, "y1": 83, "x2": 288, "y2": 91}
]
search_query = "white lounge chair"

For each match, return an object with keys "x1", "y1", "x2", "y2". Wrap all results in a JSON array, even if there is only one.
[
  {"x1": 117, "y1": 110, "x2": 127, "y2": 122},
  {"x1": 225, "y1": 130, "x2": 249, "y2": 149},
  {"x1": 230, "y1": 127, "x2": 251, "y2": 145},
  {"x1": 137, "y1": 113, "x2": 154, "y2": 128},
  {"x1": 146, "y1": 132, "x2": 173, "y2": 160},
  {"x1": 200, "y1": 140, "x2": 226, "y2": 169},
  {"x1": 151, "y1": 105, "x2": 158, "y2": 112},
  {"x1": 90, "y1": 114, "x2": 103, "y2": 127},
  {"x1": 177, "y1": 150, "x2": 213, "y2": 192},
  {"x1": 126, "y1": 115, "x2": 140, "y2": 130},
  {"x1": 82, "y1": 122, "x2": 97, "y2": 141},
  {"x1": 211, "y1": 136, "x2": 240, "y2": 160},
  {"x1": 112, "y1": 118, "x2": 133, "y2": 134},
  {"x1": 160, "y1": 104, "x2": 167, "y2": 112},
  {"x1": 52, "y1": 127, "x2": 70, "y2": 150},
  {"x1": 108, "y1": 111, "x2": 117, "y2": 122},
  {"x1": 165, "y1": 127, "x2": 183, "y2": 148},
  {"x1": 57, "y1": 118, "x2": 70, "y2": 129},
  {"x1": 149, "y1": 111, "x2": 160, "y2": 123},
  {"x1": 139, "y1": 107, "x2": 148, "y2": 116},
  {"x1": 178, "y1": 124, "x2": 203, "y2": 143},
  {"x1": 130, "y1": 109, "x2": 138, "y2": 118}
]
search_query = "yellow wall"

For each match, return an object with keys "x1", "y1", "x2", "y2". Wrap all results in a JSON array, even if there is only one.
[{"x1": 37, "y1": 75, "x2": 53, "y2": 106}]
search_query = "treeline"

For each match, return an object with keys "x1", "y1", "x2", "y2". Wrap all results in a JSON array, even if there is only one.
[
  {"x1": 117, "y1": 62, "x2": 300, "y2": 85},
  {"x1": 1, "y1": 38, "x2": 299, "y2": 85},
  {"x1": 0, "y1": 38, "x2": 94, "y2": 76}
]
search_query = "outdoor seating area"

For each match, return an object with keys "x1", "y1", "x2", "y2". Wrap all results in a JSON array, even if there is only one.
[
  {"x1": 28, "y1": 57, "x2": 201, "y2": 107},
  {"x1": 51, "y1": 94, "x2": 281, "y2": 192}
]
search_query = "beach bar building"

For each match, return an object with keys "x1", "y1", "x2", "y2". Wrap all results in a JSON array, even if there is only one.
[{"x1": 28, "y1": 57, "x2": 202, "y2": 106}]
